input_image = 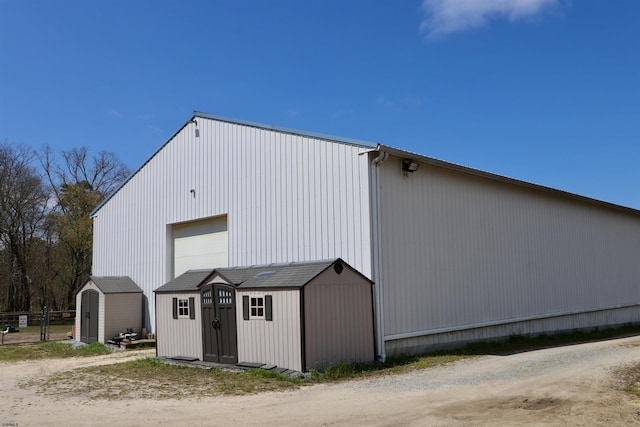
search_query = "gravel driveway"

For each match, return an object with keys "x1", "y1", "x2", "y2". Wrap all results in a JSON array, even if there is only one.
[{"x1": 3, "y1": 335, "x2": 640, "y2": 426}]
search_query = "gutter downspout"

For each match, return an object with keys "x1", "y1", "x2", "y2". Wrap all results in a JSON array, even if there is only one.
[{"x1": 370, "y1": 149, "x2": 388, "y2": 362}]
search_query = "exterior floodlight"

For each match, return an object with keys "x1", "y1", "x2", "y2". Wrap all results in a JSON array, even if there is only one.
[{"x1": 402, "y1": 159, "x2": 419, "y2": 173}]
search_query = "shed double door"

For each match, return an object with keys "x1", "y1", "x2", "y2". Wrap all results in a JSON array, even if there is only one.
[
  {"x1": 81, "y1": 290, "x2": 99, "y2": 343},
  {"x1": 201, "y1": 283, "x2": 237, "y2": 364}
]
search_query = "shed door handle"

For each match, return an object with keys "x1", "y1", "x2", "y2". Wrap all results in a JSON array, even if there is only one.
[{"x1": 212, "y1": 318, "x2": 220, "y2": 329}]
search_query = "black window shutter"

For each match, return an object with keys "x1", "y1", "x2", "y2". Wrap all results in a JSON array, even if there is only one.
[
  {"x1": 172, "y1": 298, "x2": 178, "y2": 319},
  {"x1": 243, "y1": 295, "x2": 250, "y2": 320},
  {"x1": 189, "y1": 297, "x2": 195, "y2": 319},
  {"x1": 265, "y1": 295, "x2": 273, "y2": 321}
]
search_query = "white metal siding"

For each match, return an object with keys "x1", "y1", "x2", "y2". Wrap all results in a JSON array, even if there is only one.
[
  {"x1": 236, "y1": 290, "x2": 302, "y2": 372},
  {"x1": 92, "y1": 118, "x2": 372, "y2": 331},
  {"x1": 304, "y1": 268, "x2": 374, "y2": 370},
  {"x1": 104, "y1": 293, "x2": 142, "y2": 342},
  {"x1": 156, "y1": 293, "x2": 202, "y2": 359},
  {"x1": 377, "y1": 155, "x2": 640, "y2": 351},
  {"x1": 386, "y1": 305, "x2": 640, "y2": 356}
]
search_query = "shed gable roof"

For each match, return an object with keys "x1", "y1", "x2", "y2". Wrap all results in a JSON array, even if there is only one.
[
  {"x1": 153, "y1": 259, "x2": 368, "y2": 293},
  {"x1": 89, "y1": 276, "x2": 142, "y2": 294},
  {"x1": 154, "y1": 269, "x2": 214, "y2": 293},
  {"x1": 217, "y1": 259, "x2": 339, "y2": 289}
]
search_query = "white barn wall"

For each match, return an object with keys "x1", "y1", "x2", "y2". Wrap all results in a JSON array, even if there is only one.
[
  {"x1": 386, "y1": 305, "x2": 640, "y2": 355},
  {"x1": 156, "y1": 293, "x2": 202, "y2": 359},
  {"x1": 236, "y1": 290, "x2": 302, "y2": 372},
  {"x1": 92, "y1": 117, "x2": 372, "y2": 332},
  {"x1": 377, "y1": 155, "x2": 640, "y2": 354}
]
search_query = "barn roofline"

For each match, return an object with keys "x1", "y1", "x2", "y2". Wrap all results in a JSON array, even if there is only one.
[
  {"x1": 375, "y1": 144, "x2": 640, "y2": 217},
  {"x1": 90, "y1": 111, "x2": 378, "y2": 217},
  {"x1": 91, "y1": 112, "x2": 640, "y2": 218}
]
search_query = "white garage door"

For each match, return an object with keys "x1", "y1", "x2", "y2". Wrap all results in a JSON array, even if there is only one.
[{"x1": 173, "y1": 216, "x2": 228, "y2": 278}]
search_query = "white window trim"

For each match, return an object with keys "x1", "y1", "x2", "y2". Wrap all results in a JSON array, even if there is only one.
[
  {"x1": 177, "y1": 298, "x2": 190, "y2": 318},
  {"x1": 250, "y1": 296, "x2": 265, "y2": 320}
]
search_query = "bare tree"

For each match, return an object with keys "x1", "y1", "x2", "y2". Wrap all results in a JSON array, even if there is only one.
[
  {"x1": 41, "y1": 146, "x2": 130, "y2": 200},
  {"x1": 41, "y1": 146, "x2": 130, "y2": 307},
  {"x1": 0, "y1": 142, "x2": 50, "y2": 311}
]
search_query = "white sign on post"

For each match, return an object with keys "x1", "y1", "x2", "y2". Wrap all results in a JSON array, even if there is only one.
[{"x1": 19, "y1": 315, "x2": 28, "y2": 328}]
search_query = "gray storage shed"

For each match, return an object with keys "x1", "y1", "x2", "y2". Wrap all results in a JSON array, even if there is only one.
[
  {"x1": 75, "y1": 277, "x2": 143, "y2": 344},
  {"x1": 154, "y1": 259, "x2": 374, "y2": 372}
]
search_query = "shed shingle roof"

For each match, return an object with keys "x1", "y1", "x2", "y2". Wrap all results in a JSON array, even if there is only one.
[
  {"x1": 154, "y1": 259, "x2": 365, "y2": 293},
  {"x1": 90, "y1": 276, "x2": 142, "y2": 294},
  {"x1": 154, "y1": 269, "x2": 214, "y2": 293},
  {"x1": 217, "y1": 259, "x2": 338, "y2": 289}
]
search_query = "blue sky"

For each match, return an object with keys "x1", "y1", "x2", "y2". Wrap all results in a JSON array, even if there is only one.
[{"x1": 1, "y1": 0, "x2": 639, "y2": 208}]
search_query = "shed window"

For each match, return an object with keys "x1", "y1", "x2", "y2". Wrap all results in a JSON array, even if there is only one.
[
  {"x1": 202, "y1": 290, "x2": 212, "y2": 305},
  {"x1": 173, "y1": 297, "x2": 195, "y2": 319},
  {"x1": 243, "y1": 294, "x2": 273, "y2": 321},
  {"x1": 250, "y1": 297, "x2": 264, "y2": 319},
  {"x1": 178, "y1": 298, "x2": 189, "y2": 318}
]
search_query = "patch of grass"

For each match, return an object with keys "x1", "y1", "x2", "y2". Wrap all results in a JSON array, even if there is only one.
[
  {"x1": 456, "y1": 324, "x2": 640, "y2": 356},
  {"x1": 15, "y1": 323, "x2": 640, "y2": 400},
  {"x1": 615, "y1": 363, "x2": 640, "y2": 397},
  {"x1": 32, "y1": 357, "x2": 302, "y2": 400},
  {"x1": 17, "y1": 324, "x2": 72, "y2": 334},
  {"x1": 0, "y1": 341, "x2": 110, "y2": 361}
]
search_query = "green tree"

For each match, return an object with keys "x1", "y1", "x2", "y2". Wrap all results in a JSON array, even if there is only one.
[
  {"x1": 0, "y1": 142, "x2": 49, "y2": 311},
  {"x1": 41, "y1": 146, "x2": 129, "y2": 308},
  {"x1": 48, "y1": 181, "x2": 102, "y2": 305}
]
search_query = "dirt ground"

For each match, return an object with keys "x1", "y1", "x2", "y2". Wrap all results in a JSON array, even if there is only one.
[
  {"x1": 1, "y1": 329, "x2": 69, "y2": 345},
  {"x1": 3, "y1": 335, "x2": 640, "y2": 426}
]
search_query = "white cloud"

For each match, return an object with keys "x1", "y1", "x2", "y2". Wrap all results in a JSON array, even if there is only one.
[
  {"x1": 402, "y1": 96, "x2": 424, "y2": 107},
  {"x1": 331, "y1": 109, "x2": 355, "y2": 119},
  {"x1": 377, "y1": 96, "x2": 396, "y2": 108},
  {"x1": 378, "y1": 96, "x2": 424, "y2": 110},
  {"x1": 420, "y1": 0, "x2": 562, "y2": 38},
  {"x1": 106, "y1": 108, "x2": 122, "y2": 118}
]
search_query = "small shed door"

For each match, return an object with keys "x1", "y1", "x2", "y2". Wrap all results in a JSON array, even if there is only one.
[
  {"x1": 201, "y1": 284, "x2": 237, "y2": 364},
  {"x1": 81, "y1": 290, "x2": 99, "y2": 343}
]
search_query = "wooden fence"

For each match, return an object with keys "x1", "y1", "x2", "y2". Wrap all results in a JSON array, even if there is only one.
[{"x1": 0, "y1": 310, "x2": 75, "y2": 327}]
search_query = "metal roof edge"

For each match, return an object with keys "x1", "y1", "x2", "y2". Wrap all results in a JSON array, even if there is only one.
[
  {"x1": 377, "y1": 144, "x2": 640, "y2": 217},
  {"x1": 91, "y1": 112, "x2": 377, "y2": 217},
  {"x1": 193, "y1": 111, "x2": 378, "y2": 149},
  {"x1": 154, "y1": 268, "x2": 216, "y2": 293},
  {"x1": 91, "y1": 113, "x2": 197, "y2": 217},
  {"x1": 215, "y1": 258, "x2": 341, "y2": 272}
]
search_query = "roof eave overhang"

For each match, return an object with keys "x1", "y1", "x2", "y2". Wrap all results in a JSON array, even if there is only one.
[{"x1": 375, "y1": 144, "x2": 640, "y2": 218}]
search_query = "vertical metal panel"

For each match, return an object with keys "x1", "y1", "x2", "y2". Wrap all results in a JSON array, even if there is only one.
[
  {"x1": 235, "y1": 290, "x2": 302, "y2": 371},
  {"x1": 156, "y1": 293, "x2": 202, "y2": 359},
  {"x1": 92, "y1": 118, "x2": 372, "y2": 332},
  {"x1": 304, "y1": 267, "x2": 374, "y2": 370},
  {"x1": 377, "y1": 155, "x2": 640, "y2": 345},
  {"x1": 385, "y1": 305, "x2": 640, "y2": 356}
]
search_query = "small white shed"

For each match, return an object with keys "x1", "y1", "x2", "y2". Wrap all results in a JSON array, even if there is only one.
[
  {"x1": 154, "y1": 259, "x2": 374, "y2": 372},
  {"x1": 75, "y1": 277, "x2": 143, "y2": 344}
]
